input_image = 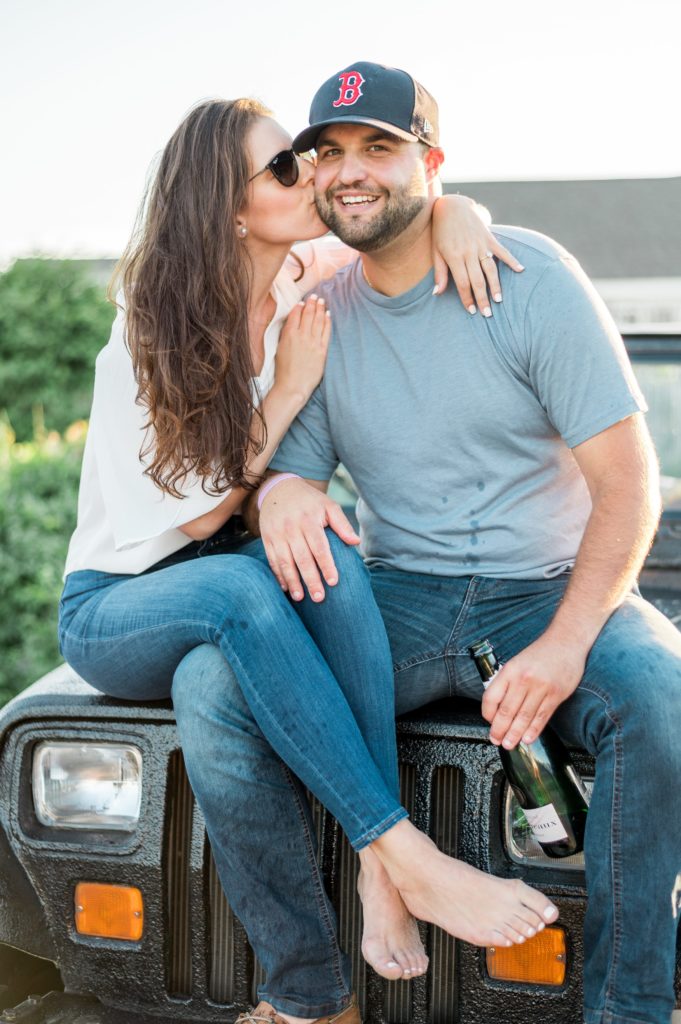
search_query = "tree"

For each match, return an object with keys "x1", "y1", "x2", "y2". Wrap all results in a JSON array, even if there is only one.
[
  {"x1": 0, "y1": 259, "x2": 115, "y2": 440},
  {"x1": 0, "y1": 424, "x2": 86, "y2": 705}
]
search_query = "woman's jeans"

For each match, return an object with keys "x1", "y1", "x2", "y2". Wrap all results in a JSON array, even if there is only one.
[{"x1": 58, "y1": 528, "x2": 404, "y2": 1018}]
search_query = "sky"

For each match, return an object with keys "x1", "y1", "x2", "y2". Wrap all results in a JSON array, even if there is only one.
[{"x1": 2, "y1": 0, "x2": 679, "y2": 262}]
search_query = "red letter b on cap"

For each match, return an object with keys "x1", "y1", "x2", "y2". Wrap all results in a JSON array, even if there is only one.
[{"x1": 333, "y1": 71, "x2": 365, "y2": 107}]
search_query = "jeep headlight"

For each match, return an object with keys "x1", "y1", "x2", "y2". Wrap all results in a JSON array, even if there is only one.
[
  {"x1": 33, "y1": 742, "x2": 142, "y2": 831},
  {"x1": 504, "y1": 777, "x2": 593, "y2": 871}
]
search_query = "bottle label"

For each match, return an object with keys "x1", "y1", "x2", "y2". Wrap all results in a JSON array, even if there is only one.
[{"x1": 522, "y1": 803, "x2": 569, "y2": 843}]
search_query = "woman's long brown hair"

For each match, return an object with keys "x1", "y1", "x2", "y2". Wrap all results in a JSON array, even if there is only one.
[{"x1": 111, "y1": 98, "x2": 270, "y2": 498}]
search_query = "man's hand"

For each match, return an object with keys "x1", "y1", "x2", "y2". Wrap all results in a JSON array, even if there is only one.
[
  {"x1": 259, "y1": 477, "x2": 359, "y2": 602},
  {"x1": 484, "y1": 414, "x2": 659, "y2": 750},
  {"x1": 481, "y1": 632, "x2": 586, "y2": 749}
]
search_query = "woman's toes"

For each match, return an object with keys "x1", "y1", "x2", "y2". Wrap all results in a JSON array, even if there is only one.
[
  {"x1": 501, "y1": 923, "x2": 527, "y2": 945},
  {"x1": 402, "y1": 964, "x2": 426, "y2": 979},
  {"x1": 510, "y1": 909, "x2": 541, "y2": 936},
  {"x1": 380, "y1": 958, "x2": 404, "y2": 980},
  {"x1": 408, "y1": 955, "x2": 428, "y2": 978},
  {"x1": 361, "y1": 935, "x2": 406, "y2": 979}
]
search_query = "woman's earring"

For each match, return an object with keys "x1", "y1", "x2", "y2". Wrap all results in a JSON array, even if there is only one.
[{"x1": 238, "y1": 225, "x2": 248, "y2": 238}]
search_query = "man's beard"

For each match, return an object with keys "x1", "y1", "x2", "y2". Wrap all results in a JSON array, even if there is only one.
[{"x1": 315, "y1": 184, "x2": 428, "y2": 252}]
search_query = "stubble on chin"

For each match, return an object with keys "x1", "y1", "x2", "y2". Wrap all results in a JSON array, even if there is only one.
[{"x1": 314, "y1": 189, "x2": 428, "y2": 253}]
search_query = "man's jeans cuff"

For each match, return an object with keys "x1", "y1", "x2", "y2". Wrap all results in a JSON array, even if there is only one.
[{"x1": 584, "y1": 1007, "x2": 675, "y2": 1024}]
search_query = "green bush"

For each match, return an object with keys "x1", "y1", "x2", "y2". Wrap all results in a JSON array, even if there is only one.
[
  {"x1": 0, "y1": 424, "x2": 85, "y2": 706},
  {"x1": 0, "y1": 259, "x2": 114, "y2": 441}
]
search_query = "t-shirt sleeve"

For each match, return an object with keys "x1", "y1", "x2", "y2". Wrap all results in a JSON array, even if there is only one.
[
  {"x1": 524, "y1": 257, "x2": 647, "y2": 448},
  {"x1": 269, "y1": 385, "x2": 340, "y2": 481},
  {"x1": 91, "y1": 307, "x2": 229, "y2": 551},
  {"x1": 288, "y1": 236, "x2": 358, "y2": 298}
]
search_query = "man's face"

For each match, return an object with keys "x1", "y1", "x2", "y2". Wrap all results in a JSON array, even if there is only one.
[{"x1": 313, "y1": 124, "x2": 430, "y2": 251}]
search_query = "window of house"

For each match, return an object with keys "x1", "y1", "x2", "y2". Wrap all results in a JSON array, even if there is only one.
[{"x1": 629, "y1": 347, "x2": 681, "y2": 512}]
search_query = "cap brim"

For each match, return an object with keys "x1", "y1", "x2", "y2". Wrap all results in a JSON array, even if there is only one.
[{"x1": 293, "y1": 117, "x2": 417, "y2": 154}]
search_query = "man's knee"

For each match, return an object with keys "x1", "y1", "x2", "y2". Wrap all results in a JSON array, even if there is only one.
[
  {"x1": 590, "y1": 596, "x2": 681, "y2": 679},
  {"x1": 584, "y1": 606, "x2": 681, "y2": 748}
]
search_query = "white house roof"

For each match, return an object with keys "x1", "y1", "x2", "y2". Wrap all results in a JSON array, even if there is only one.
[{"x1": 443, "y1": 177, "x2": 681, "y2": 280}]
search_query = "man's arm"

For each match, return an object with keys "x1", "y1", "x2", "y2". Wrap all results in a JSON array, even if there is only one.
[
  {"x1": 244, "y1": 475, "x2": 360, "y2": 603},
  {"x1": 482, "y1": 412, "x2": 661, "y2": 750}
]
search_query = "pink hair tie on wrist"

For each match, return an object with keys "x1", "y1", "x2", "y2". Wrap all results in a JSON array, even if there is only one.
[{"x1": 257, "y1": 473, "x2": 301, "y2": 510}]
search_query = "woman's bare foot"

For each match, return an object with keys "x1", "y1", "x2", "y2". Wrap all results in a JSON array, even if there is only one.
[
  {"x1": 372, "y1": 820, "x2": 558, "y2": 948},
  {"x1": 358, "y1": 847, "x2": 428, "y2": 981}
]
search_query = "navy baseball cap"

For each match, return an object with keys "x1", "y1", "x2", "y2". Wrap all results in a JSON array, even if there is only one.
[{"x1": 293, "y1": 62, "x2": 439, "y2": 154}]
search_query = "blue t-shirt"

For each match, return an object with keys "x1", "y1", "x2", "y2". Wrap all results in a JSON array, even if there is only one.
[{"x1": 270, "y1": 226, "x2": 647, "y2": 579}]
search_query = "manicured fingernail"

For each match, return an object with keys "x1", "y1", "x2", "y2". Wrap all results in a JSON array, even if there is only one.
[
  {"x1": 325, "y1": 310, "x2": 331, "y2": 317},
  {"x1": 544, "y1": 906, "x2": 558, "y2": 921},
  {"x1": 516, "y1": 264, "x2": 525, "y2": 271},
  {"x1": 483, "y1": 306, "x2": 492, "y2": 318},
  {"x1": 537, "y1": 921, "x2": 545, "y2": 931},
  {"x1": 494, "y1": 292, "x2": 502, "y2": 302},
  {"x1": 468, "y1": 305, "x2": 477, "y2": 315},
  {"x1": 312, "y1": 591, "x2": 323, "y2": 601},
  {"x1": 432, "y1": 284, "x2": 440, "y2": 295},
  {"x1": 309, "y1": 293, "x2": 318, "y2": 301},
  {"x1": 292, "y1": 591, "x2": 303, "y2": 601},
  {"x1": 317, "y1": 296, "x2": 325, "y2": 304},
  {"x1": 527, "y1": 928, "x2": 535, "y2": 937},
  {"x1": 386, "y1": 961, "x2": 399, "y2": 968},
  {"x1": 327, "y1": 576, "x2": 338, "y2": 585}
]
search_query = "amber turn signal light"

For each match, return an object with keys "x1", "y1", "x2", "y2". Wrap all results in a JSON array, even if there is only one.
[
  {"x1": 486, "y1": 926, "x2": 566, "y2": 986},
  {"x1": 74, "y1": 882, "x2": 144, "y2": 941}
]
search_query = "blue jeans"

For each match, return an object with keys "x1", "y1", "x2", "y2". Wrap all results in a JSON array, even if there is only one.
[
  {"x1": 171, "y1": 564, "x2": 680, "y2": 1024},
  {"x1": 369, "y1": 567, "x2": 681, "y2": 1024},
  {"x1": 58, "y1": 528, "x2": 403, "y2": 1018},
  {"x1": 60, "y1": 530, "x2": 681, "y2": 1024}
]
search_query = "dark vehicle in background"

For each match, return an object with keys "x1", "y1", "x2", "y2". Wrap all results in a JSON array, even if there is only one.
[{"x1": 0, "y1": 333, "x2": 680, "y2": 1024}]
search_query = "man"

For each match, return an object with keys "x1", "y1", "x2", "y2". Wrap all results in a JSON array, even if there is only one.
[{"x1": 250, "y1": 62, "x2": 681, "y2": 1024}]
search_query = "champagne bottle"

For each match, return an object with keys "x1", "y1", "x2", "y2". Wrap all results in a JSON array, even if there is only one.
[{"x1": 469, "y1": 638, "x2": 589, "y2": 859}]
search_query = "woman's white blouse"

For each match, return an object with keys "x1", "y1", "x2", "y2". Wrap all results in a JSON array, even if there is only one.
[{"x1": 64, "y1": 238, "x2": 354, "y2": 577}]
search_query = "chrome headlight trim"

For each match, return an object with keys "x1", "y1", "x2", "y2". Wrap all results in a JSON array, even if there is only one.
[{"x1": 32, "y1": 742, "x2": 143, "y2": 831}]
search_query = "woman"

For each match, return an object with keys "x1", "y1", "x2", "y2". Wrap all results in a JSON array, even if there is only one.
[{"x1": 58, "y1": 98, "x2": 557, "y2": 1024}]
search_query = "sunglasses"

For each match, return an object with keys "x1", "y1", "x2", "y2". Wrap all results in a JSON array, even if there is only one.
[{"x1": 248, "y1": 148, "x2": 299, "y2": 188}]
